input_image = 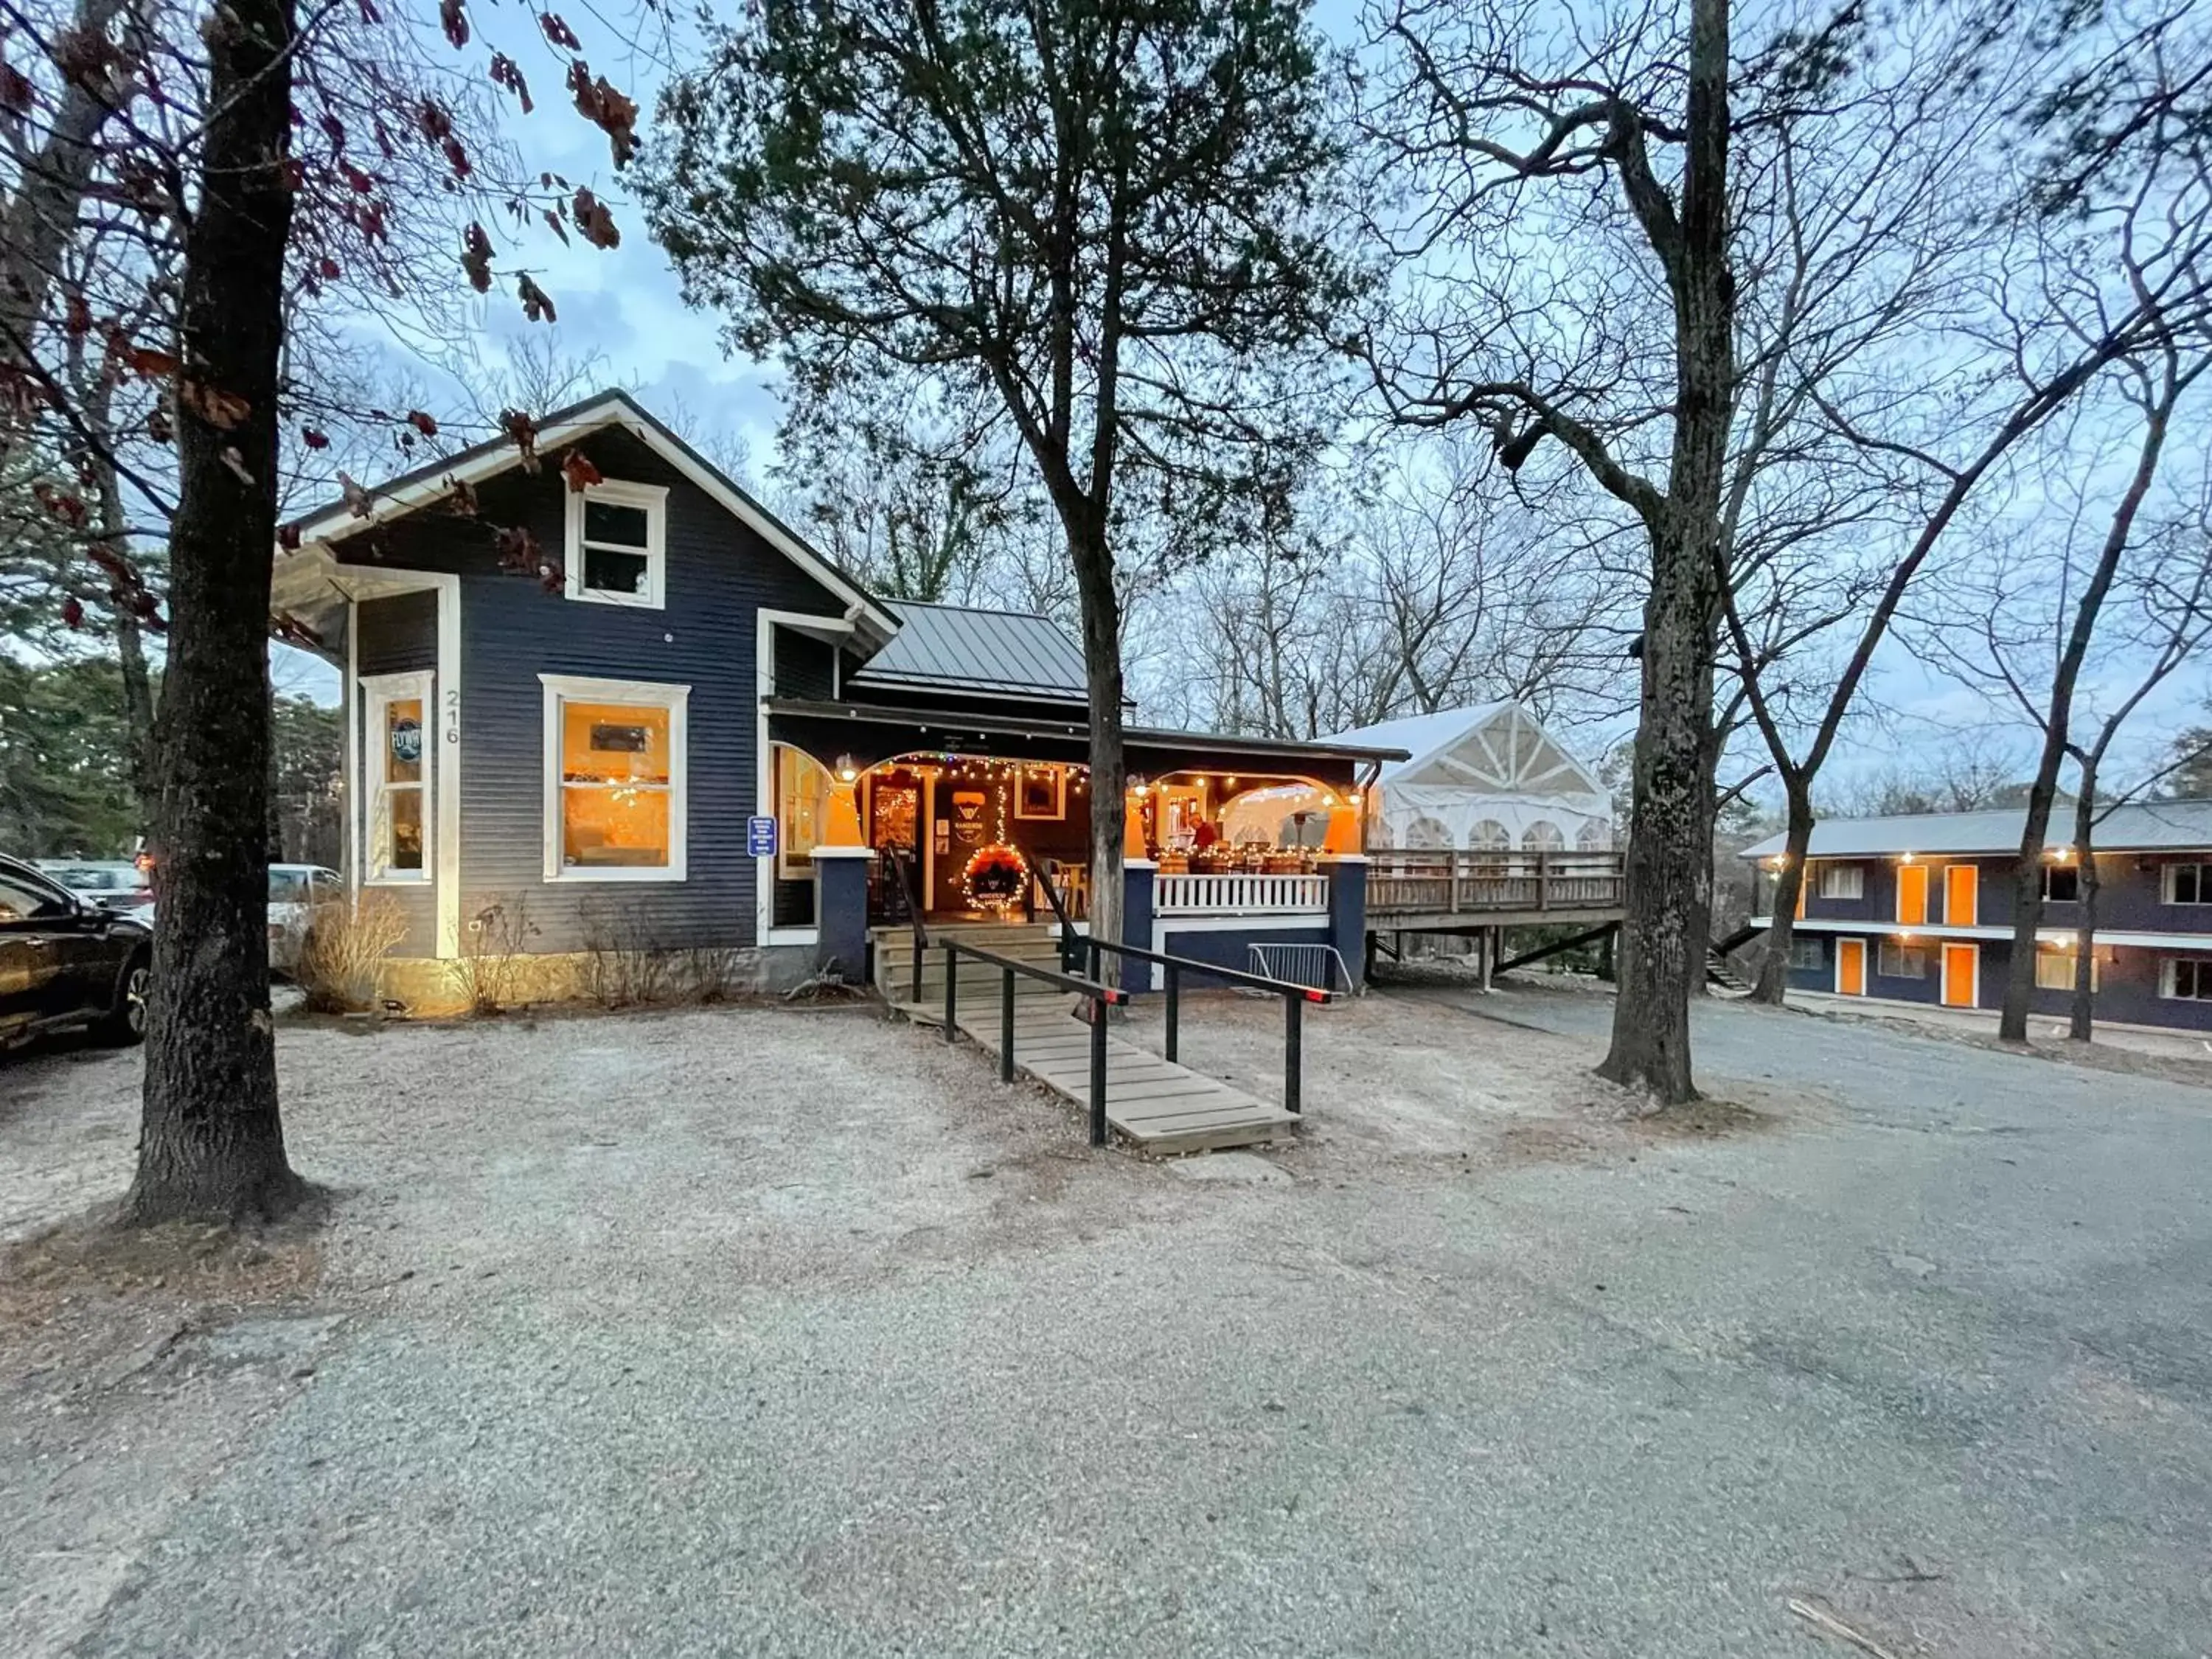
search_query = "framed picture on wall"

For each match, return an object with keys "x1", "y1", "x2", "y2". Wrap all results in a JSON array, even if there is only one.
[{"x1": 1014, "y1": 767, "x2": 1065, "y2": 821}]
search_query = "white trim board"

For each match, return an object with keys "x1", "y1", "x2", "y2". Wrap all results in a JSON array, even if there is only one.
[
  {"x1": 289, "y1": 392, "x2": 896, "y2": 643},
  {"x1": 756, "y1": 608, "x2": 860, "y2": 946},
  {"x1": 358, "y1": 670, "x2": 435, "y2": 891},
  {"x1": 540, "y1": 672, "x2": 691, "y2": 885}
]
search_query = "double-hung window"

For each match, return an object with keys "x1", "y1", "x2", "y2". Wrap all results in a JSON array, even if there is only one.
[
  {"x1": 565, "y1": 479, "x2": 667, "y2": 608},
  {"x1": 1818, "y1": 863, "x2": 1865, "y2": 900},
  {"x1": 2163, "y1": 863, "x2": 2210, "y2": 905},
  {"x1": 2164, "y1": 958, "x2": 2212, "y2": 1001},
  {"x1": 361, "y1": 671, "x2": 432, "y2": 883},
  {"x1": 541, "y1": 674, "x2": 689, "y2": 881}
]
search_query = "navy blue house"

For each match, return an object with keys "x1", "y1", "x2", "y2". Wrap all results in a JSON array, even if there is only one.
[
  {"x1": 1742, "y1": 804, "x2": 2212, "y2": 1033},
  {"x1": 273, "y1": 393, "x2": 1397, "y2": 1009}
]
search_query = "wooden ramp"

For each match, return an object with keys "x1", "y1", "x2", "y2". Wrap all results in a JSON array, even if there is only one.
[{"x1": 951, "y1": 998, "x2": 1297, "y2": 1156}]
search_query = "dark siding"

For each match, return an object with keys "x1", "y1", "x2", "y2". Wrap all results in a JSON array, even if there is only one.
[
  {"x1": 774, "y1": 631, "x2": 838, "y2": 700},
  {"x1": 1160, "y1": 923, "x2": 1329, "y2": 990},
  {"x1": 339, "y1": 425, "x2": 849, "y2": 952},
  {"x1": 356, "y1": 592, "x2": 437, "y2": 675}
]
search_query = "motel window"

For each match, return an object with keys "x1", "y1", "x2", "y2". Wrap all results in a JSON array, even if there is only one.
[
  {"x1": 2043, "y1": 863, "x2": 2081, "y2": 902},
  {"x1": 564, "y1": 480, "x2": 667, "y2": 608},
  {"x1": 1818, "y1": 863, "x2": 1864, "y2": 900},
  {"x1": 540, "y1": 675, "x2": 688, "y2": 881},
  {"x1": 361, "y1": 672, "x2": 431, "y2": 883},
  {"x1": 2037, "y1": 947, "x2": 2100, "y2": 992},
  {"x1": 2163, "y1": 863, "x2": 2210, "y2": 905},
  {"x1": 1789, "y1": 937, "x2": 1824, "y2": 970},
  {"x1": 1877, "y1": 940, "x2": 1927, "y2": 979},
  {"x1": 776, "y1": 746, "x2": 833, "y2": 880},
  {"x1": 2164, "y1": 958, "x2": 2212, "y2": 1001}
]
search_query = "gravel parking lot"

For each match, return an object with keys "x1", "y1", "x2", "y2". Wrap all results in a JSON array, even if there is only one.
[{"x1": 4, "y1": 987, "x2": 2209, "y2": 1658}]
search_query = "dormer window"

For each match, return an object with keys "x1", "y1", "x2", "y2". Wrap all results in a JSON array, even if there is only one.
[{"x1": 565, "y1": 479, "x2": 667, "y2": 608}]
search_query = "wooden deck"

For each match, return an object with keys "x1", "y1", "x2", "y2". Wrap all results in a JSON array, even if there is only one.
[
  {"x1": 1366, "y1": 849, "x2": 1625, "y2": 931},
  {"x1": 902, "y1": 993, "x2": 1296, "y2": 1155}
]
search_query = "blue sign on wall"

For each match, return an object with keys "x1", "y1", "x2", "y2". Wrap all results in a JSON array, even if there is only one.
[{"x1": 747, "y1": 815, "x2": 778, "y2": 858}]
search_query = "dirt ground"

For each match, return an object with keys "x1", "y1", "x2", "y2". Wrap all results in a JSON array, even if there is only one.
[{"x1": 4, "y1": 990, "x2": 2209, "y2": 1657}]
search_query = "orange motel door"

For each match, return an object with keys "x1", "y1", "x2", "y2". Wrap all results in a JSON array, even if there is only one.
[
  {"x1": 1944, "y1": 864, "x2": 1978, "y2": 925},
  {"x1": 1837, "y1": 938, "x2": 1866, "y2": 997},
  {"x1": 1941, "y1": 943, "x2": 1978, "y2": 1007},
  {"x1": 1896, "y1": 863, "x2": 1928, "y2": 925}
]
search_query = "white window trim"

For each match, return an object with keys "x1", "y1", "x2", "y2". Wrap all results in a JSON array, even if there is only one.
[
  {"x1": 564, "y1": 479, "x2": 668, "y2": 610},
  {"x1": 2163, "y1": 862, "x2": 2210, "y2": 905},
  {"x1": 2163, "y1": 956, "x2": 2212, "y2": 1000},
  {"x1": 540, "y1": 672, "x2": 689, "y2": 883},
  {"x1": 1819, "y1": 863, "x2": 1865, "y2": 900},
  {"x1": 360, "y1": 669, "x2": 434, "y2": 886}
]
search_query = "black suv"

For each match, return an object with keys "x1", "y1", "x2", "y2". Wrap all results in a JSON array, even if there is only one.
[{"x1": 1, "y1": 853, "x2": 151, "y2": 1051}]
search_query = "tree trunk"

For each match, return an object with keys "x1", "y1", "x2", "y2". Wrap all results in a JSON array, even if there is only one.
[
  {"x1": 2069, "y1": 774, "x2": 2099, "y2": 1043},
  {"x1": 1068, "y1": 520, "x2": 1126, "y2": 967},
  {"x1": 1998, "y1": 380, "x2": 2174, "y2": 1040},
  {"x1": 1751, "y1": 786, "x2": 1814, "y2": 1004},
  {"x1": 1597, "y1": 0, "x2": 1732, "y2": 1105},
  {"x1": 125, "y1": 0, "x2": 305, "y2": 1225}
]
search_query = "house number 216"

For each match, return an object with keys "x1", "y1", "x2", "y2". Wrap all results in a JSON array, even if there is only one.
[{"x1": 444, "y1": 687, "x2": 460, "y2": 742}]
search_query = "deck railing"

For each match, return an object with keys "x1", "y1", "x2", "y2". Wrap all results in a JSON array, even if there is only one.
[
  {"x1": 1367, "y1": 849, "x2": 1625, "y2": 915},
  {"x1": 1153, "y1": 870, "x2": 1328, "y2": 915}
]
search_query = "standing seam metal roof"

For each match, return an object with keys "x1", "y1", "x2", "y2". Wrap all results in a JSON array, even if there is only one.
[
  {"x1": 1738, "y1": 799, "x2": 2212, "y2": 859},
  {"x1": 850, "y1": 601, "x2": 1092, "y2": 699}
]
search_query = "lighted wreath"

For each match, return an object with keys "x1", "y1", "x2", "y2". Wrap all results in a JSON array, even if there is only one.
[{"x1": 962, "y1": 843, "x2": 1027, "y2": 912}]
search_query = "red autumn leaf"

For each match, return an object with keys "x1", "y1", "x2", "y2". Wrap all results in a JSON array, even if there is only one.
[
  {"x1": 571, "y1": 186, "x2": 619, "y2": 249},
  {"x1": 542, "y1": 207, "x2": 569, "y2": 245},
  {"x1": 339, "y1": 471, "x2": 372, "y2": 517},
  {"x1": 567, "y1": 62, "x2": 638, "y2": 167},
  {"x1": 343, "y1": 162, "x2": 376, "y2": 194},
  {"x1": 181, "y1": 380, "x2": 251, "y2": 429},
  {"x1": 540, "y1": 13, "x2": 580, "y2": 49},
  {"x1": 278, "y1": 521, "x2": 303, "y2": 552},
  {"x1": 442, "y1": 135, "x2": 471, "y2": 180},
  {"x1": 445, "y1": 476, "x2": 480, "y2": 517},
  {"x1": 501, "y1": 408, "x2": 540, "y2": 471},
  {"x1": 282, "y1": 157, "x2": 307, "y2": 190},
  {"x1": 61, "y1": 597, "x2": 84, "y2": 630},
  {"x1": 461, "y1": 223, "x2": 494, "y2": 292},
  {"x1": 318, "y1": 255, "x2": 341, "y2": 280},
  {"x1": 407, "y1": 409, "x2": 439, "y2": 438},
  {"x1": 516, "y1": 272, "x2": 557, "y2": 324},
  {"x1": 319, "y1": 112, "x2": 347, "y2": 153},
  {"x1": 439, "y1": 0, "x2": 468, "y2": 49},
  {"x1": 489, "y1": 53, "x2": 533, "y2": 115},
  {"x1": 356, "y1": 0, "x2": 380, "y2": 24},
  {"x1": 35, "y1": 483, "x2": 88, "y2": 526},
  {"x1": 0, "y1": 60, "x2": 34, "y2": 128},
  {"x1": 302, "y1": 427, "x2": 330, "y2": 449},
  {"x1": 63, "y1": 293, "x2": 91, "y2": 335},
  {"x1": 560, "y1": 449, "x2": 603, "y2": 493},
  {"x1": 123, "y1": 346, "x2": 179, "y2": 380},
  {"x1": 417, "y1": 99, "x2": 453, "y2": 144},
  {"x1": 145, "y1": 406, "x2": 172, "y2": 442},
  {"x1": 355, "y1": 202, "x2": 387, "y2": 242}
]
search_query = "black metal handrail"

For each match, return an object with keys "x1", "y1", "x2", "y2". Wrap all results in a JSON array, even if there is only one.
[
  {"x1": 882, "y1": 844, "x2": 930, "y2": 1004},
  {"x1": 938, "y1": 939, "x2": 1126, "y2": 1147},
  {"x1": 1074, "y1": 934, "x2": 1330, "y2": 1119},
  {"x1": 1013, "y1": 843, "x2": 1081, "y2": 972}
]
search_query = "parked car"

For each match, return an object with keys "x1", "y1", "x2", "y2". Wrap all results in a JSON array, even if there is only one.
[
  {"x1": 37, "y1": 858, "x2": 154, "y2": 914},
  {"x1": 0, "y1": 853, "x2": 151, "y2": 1050},
  {"x1": 268, "y1": 863, "x2": 343, "y2": 977}
]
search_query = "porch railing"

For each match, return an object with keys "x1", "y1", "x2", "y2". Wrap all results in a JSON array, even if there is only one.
[
  {"x1": 1367, "y1": 850, "x2": 1626, "y2": 915},
  {"x1": 1153, "y1": 871, "x2": 1328, "y2": 916}
]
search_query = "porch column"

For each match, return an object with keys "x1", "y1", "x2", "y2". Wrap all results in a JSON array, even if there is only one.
[
  {"x1": 823, "y1": 778, "x2": 866, "y2": 847},
  {"x1": 811, "y1": 846, "x2": 876, "y2": 984},
  {"x1": 1121, "y1": 860, "x2": 1156, "y2": 994},
  {"x1": 1324, "y1": 855, "x2": 1369, "y2": 992},
  {"x1": 1322, "y1": 799, "x2": 1363, "y2": 855}
]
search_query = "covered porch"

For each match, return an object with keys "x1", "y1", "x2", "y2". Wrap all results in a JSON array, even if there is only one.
[{"x1": 761, "y1": 698, "x2": 1397, "y2": 971}]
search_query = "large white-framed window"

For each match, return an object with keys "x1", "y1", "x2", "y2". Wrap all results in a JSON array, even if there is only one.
[
  {"x1": 2162, "y1": 863, "x2": 2211, "y2": 905},
  {"x1": 1819, "y1": 863, "x2": 1865, "y2": 900},
  {"x1": 775, "y1": 745, "x2": 834, "y2": 880},
  {"x1": 361, "y1": 670, "x2": 433, "y2": 884},
  {"x1": 2163, "y1": 956, "x2": 2212, "y2": 1000},
  {"x1": 540, "y1": 673, "x2": 689, "y2": 882},
  {"x1": 564, "y1": 479, "x2": 667, "y2": 608}
]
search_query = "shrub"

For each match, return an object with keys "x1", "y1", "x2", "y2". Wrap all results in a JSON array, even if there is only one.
[
  {"x1": 295, "y1": 891, "x2": 408, "y2": 1013},
  {"x1": 457, "y1": 894, "x2": 540, "y2": 1015}
]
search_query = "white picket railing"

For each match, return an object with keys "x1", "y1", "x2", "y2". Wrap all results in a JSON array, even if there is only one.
[{"x1": 1154, "y1": 871, "x2": 1329, "y2": 916}]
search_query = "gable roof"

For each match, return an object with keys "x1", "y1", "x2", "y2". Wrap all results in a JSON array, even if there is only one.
[
  {"x1": 282, "y1": 389, "x2": 898, "y2": 647},
  {"x1": 1739, "y1": 799, "x2": 2212, "y2": 860},
  {"x1": 849, "y1": 600, "x2": 1102, "y2": 702},
  {"x1": 1326, "y1": 703, "x2": 1607, "y2": 798}
]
